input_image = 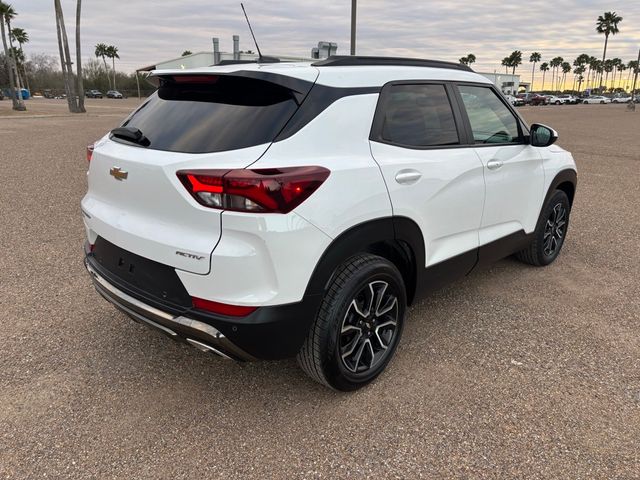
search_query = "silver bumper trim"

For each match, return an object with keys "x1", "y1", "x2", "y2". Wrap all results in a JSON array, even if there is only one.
[{"x1": 86, "y1": 260, "x2": 254, "y2": 361}]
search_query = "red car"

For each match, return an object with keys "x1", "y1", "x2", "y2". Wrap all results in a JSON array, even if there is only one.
[{"x1": 517, "y1": 93, "x2": 548, "y2": 106}]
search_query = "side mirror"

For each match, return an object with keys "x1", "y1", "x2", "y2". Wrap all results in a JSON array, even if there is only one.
[{"x1": 529, "y1": 123, "x2": 558, "y2": 147}]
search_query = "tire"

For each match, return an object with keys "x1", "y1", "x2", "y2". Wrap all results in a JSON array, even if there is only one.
[
  {"x1": 516, "y1": 190, "x2": 571, "y2": 266},
  {"x1": 297, "y1": 253, "x2": 407, "y2": 391},
  {"x1": 555, "y1": 101, "x2": 561, "y2": 105},
  {"x1": 600, "y1": 101, "x2": 605, "y2": 104}
]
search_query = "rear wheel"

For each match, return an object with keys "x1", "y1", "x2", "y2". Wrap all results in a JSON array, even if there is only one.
[
  {"x1": 516, "y1": 190, "x2": 571, "y2": 266},
  {"x1": 297, "y1": 254, "x2": 406, "y2": 391}
]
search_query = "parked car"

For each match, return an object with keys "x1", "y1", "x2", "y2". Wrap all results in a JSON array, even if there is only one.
[
  {"x1": 545, "y1": 95, "x2": 563, "y2": 105},
  {"x1": 107, "y1": 90, "x2": 123, "y2": 99},
  {"x1": 82, "y1": 56, "x2": 577, "y2": 391},
  {"x1": 86, "y1": 89, "x2": 103, "y2": 98},
  {"x1": 530, "y1": 93, "x2": 550, "y2": 106},
  {"x1": 582, "y1": 95, "x2": 611, "y2": 104},
  {"x1": 558, "y1": 94, "x2": 579, "y2": 105},
  {"x1": 611, "y1": 94, "x2": 631, "y2": 103},
  {"x1": 505, "y1": 94, "x2": 524, "y2": 106},
  {"x1": 517, "y1": 92, "x2": 548, "y2": 106}
]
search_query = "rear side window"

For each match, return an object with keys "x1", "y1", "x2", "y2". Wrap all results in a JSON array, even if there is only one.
[
  {"x1": 119, "y1": 76, "x2": 300, "y2": 153},
  {"x1": 457, "y1": 85, "x2": 521, "y2": 144},
  {"x1": 375, "y1": 84, "x2": 459, "y2": 147}
]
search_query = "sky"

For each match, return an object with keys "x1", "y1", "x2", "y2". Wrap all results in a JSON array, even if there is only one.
[{"x1": 12, "y1": 0, "x2": 640, "y2": 87}]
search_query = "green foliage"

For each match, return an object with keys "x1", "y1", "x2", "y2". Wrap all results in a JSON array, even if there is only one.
[
  {"x1": 459, "y1": 54, "x2": 476, "y2": 66},
  {"x1": 596, "y1": 11, "x2": 623, "y2": 37}
]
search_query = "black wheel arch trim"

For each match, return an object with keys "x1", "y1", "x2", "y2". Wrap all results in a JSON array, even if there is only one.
[
  {"x1": 303, "y1": 217, "x2": 425, "y2": 305},
  {"x1": 544, "y1": 169, "x2": 577, "y2": 207}
]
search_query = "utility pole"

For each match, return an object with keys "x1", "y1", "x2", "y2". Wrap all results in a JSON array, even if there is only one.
[{"x1": 350, "y1": 0, "x2": 357, "y2": 55}]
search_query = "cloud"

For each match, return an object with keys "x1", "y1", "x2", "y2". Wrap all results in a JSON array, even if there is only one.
[{"x1": 12, "y1": 0, "x2": 640, "y2": 77}]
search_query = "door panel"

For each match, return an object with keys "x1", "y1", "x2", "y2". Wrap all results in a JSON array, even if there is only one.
[
  {"x1": 370, "y1": 142, "x2": 485, "y2": 266},
  {"x1": 473, "y1": 145, "x2": 545, "y2": 246},
  {"x1": 455, "y1": 84, "x2": 545, "y2": 247}
]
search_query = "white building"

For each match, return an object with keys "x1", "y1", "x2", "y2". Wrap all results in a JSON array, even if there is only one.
[{"x1": 477, "y1": 72, "x2": 524, "y2": 94}]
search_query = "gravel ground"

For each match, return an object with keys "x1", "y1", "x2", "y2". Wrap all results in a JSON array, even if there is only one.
[{"x1": 1, "y1": 98, "x2": 639, "y2": 479}]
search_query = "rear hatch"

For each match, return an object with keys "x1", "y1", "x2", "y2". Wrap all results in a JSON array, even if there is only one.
[{"x1": 82, "y1": 68, "x2": 318, "y2": 274}]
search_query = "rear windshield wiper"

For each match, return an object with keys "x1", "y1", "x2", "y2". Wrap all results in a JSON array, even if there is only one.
[{"x1": 110, "y1": 126, "x2": 151, "y2": 147}]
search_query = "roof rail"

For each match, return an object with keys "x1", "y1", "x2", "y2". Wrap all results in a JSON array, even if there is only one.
[{"x1": 312, "y1": 55, "x2": 473, "y2": 72}]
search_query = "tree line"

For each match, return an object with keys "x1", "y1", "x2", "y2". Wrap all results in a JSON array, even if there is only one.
[{"x1": 460, "y1": 11, "x2": 638, "y2": 94}]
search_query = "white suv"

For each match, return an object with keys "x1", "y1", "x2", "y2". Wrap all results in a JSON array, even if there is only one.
[{"x1": 82, "y1": 56, "x2": 577, "y2": 391}]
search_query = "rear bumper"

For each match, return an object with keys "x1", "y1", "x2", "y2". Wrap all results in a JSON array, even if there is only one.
[{"x1": 84, "y1": 246, "x2": 322, "y2": 360}]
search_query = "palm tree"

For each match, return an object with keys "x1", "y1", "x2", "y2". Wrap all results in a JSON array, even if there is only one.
[
  {"x1": 594, "y1": 60, "x2": 604, "y2": 91},
  {"x1": 529, "y1": 52, "x2": 541, "y2": 90},
  {"x1": 54, "y1": 0, "x2": 82, "y2": 113},
  {"x1": 509, "y1": 50, "x2": 522, "y2": 75},
  {"x1": 501, "y1": 56, "x2": 510, "y2": 74},
  {"x1": 95, "y1": 43, "x2": 111, "y2": 89},
  {"x1": 561, "y1": 62, "x2": 571, "y2": 91},
  {"x1": 75, "y1": 0, "x2": 85, "y2": 112},
  {"x1": 613, "y1": 58, "x2": 624, "y2": 90},
  {"x1": 540, "y1": 62, "x2": 549, "y2": 91},
  {"x1": 0, "y1": 2, "x2": 25, "y2": 110},
  {"x1": 627, "y1": 60, "x2": 639, "y2": 91},
  {"x1": 10, "y1": 26, "x2": 29, "y2": 91},
  {"x1": 603, "y1": 59, "x2": 614, "y2": 89},
  {"x1": 596, "y1": 11, "x2": 623, "y2": 88},
  {"x1": 106, "y1": 45, "x2": 119, "y2": 89},
  {"x1": 586, "y1": 56, "x2": 597, "y2": 89},
  {"x1": 550, "y1": 57, "x2": 563, "y2": 92},
  {"x1": 574, "y1": 66, "x2": 586, "y2": 92},
  {"x1": 459, "y1": 53, "x2": 476, "y2": 66}
]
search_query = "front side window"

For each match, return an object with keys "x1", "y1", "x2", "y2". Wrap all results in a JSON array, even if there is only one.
[
  {"x1": 377, "y1": 84, "x2": 459, "y2": 147},
  {"x1": 458, "y1": 85, "x2": 521, "y2": 144}
]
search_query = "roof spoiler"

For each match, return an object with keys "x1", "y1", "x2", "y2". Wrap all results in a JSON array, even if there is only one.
[{"x1": 146, "y1": 70, "x2": 314, "y2": 104}]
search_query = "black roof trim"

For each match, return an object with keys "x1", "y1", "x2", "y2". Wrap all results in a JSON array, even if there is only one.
[{"x1": 312, "y1": 55, "x2": 473, "y2": 72}]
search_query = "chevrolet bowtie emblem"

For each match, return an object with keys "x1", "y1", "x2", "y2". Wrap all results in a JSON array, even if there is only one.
[{"x1": 109, "y1": 167, "x2": 128, "y2": 180}]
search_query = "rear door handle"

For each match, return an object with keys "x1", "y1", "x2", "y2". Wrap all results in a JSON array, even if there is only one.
[
  {"x1": 395, "y1": 169, "x2": 422, "y2": 185},
  {"x1": 487, "y1": 159, "x2": 504, "y2": 170}
]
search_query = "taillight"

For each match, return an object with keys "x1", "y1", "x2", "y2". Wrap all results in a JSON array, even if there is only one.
[
  {"x1": 86, "y1": 144, "x2": 95, "y2": 162},
  {"x1": 177, "y1": 167, "x2": 330, "y2": 214},
  {"x1": 192, "y1": 297, "x2": 257, "y2": 317}
]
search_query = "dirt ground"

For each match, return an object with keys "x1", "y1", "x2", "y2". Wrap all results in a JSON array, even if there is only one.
[{"x1": 1, "y1": 98, "x2": 639, "y2": 479}]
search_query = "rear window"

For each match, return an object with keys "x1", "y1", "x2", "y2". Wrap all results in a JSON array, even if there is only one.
[{"x1": 118, "y1": 76, "x2": 300, "y2": 153}]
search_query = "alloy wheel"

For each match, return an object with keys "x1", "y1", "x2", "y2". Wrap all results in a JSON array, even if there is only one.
[
  {"x1": 543, "y1": 203, "x2": 567, "y2": 257},
  {"x1": 339, "y1": 280, "x2": 399, "y2": 374}
]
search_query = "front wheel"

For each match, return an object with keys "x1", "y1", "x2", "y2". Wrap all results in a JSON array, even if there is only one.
[
  {"x1": 516, "y1": 190, "x2": 571, "y2": 266},
  {"x1": 297, "y1": 254, "x2": 406, "y2": 391}
]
